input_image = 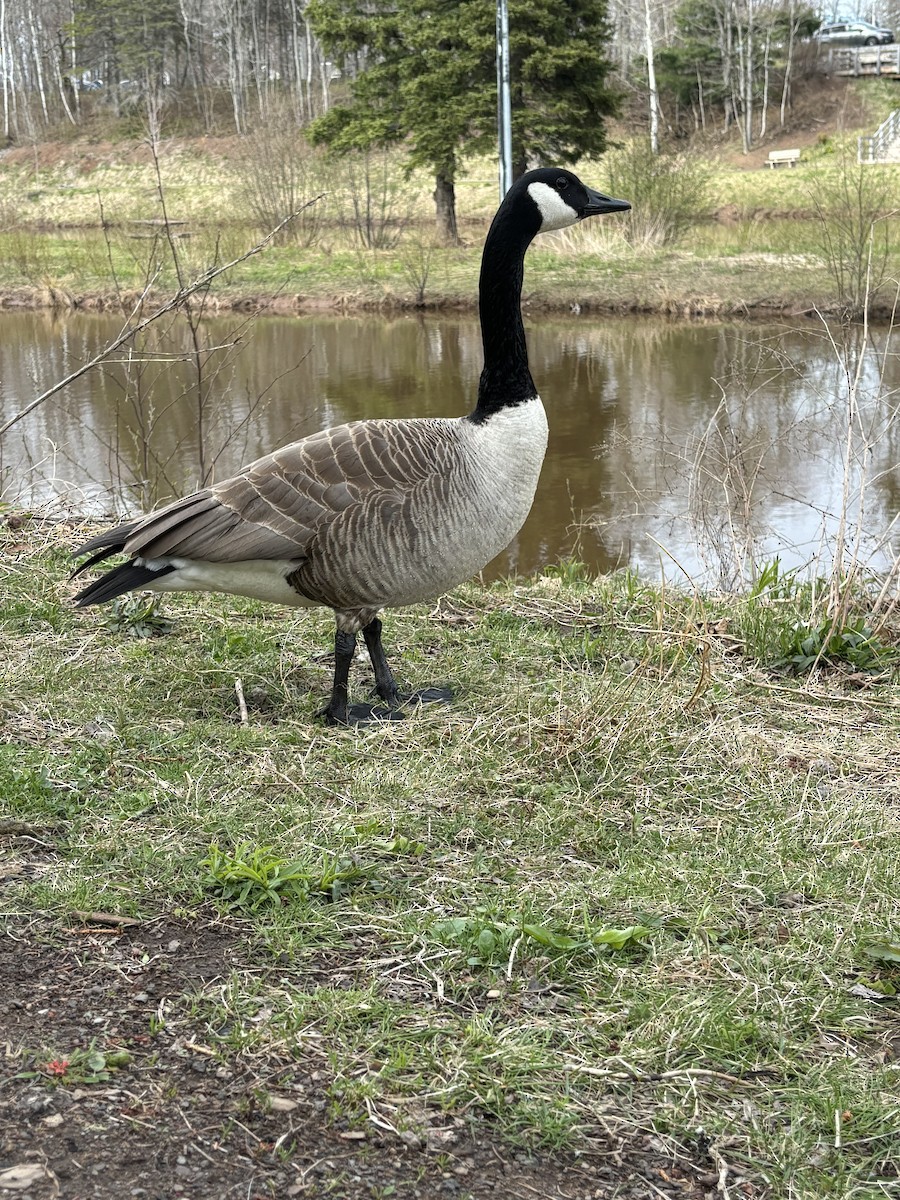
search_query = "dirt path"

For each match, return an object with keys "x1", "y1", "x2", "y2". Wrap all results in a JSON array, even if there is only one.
[{"x1": 1, "y1": 915, "x2": 716, "y2": 1199}]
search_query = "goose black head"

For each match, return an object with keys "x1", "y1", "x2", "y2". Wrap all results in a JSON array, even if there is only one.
[{"x1": 510, "y1": 167, "x2": 631, "y2": 234}]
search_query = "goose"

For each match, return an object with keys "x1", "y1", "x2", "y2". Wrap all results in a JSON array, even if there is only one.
[{"x1": 71, "y1": 167, "x2": 630, "y2": 725}]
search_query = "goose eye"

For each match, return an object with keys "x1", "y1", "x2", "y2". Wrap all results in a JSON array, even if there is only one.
[{"x1": 555, "y1": 176, "x2": 568, "y2": 191}]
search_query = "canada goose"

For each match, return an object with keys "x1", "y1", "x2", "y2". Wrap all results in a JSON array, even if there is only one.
[{"x1": 71, "y1": 168, "x2": 630, "y2": 725}]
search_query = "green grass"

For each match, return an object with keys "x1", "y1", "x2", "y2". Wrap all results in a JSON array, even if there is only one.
[{"x1": 3, "y1": 525, "x2": 900, "y2": 1196}]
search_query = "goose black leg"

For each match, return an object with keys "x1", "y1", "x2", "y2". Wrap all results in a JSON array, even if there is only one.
[
  {"x1": 362, "y1": 617, "x2": 401, "y2": 707},
  {"x1": 363, "y1": 615, "x2": 453, "y2": 716},
  {"x1": 322, "y1": 623, "x2": 405, "y2": 726},
  {"x1": 323, "y1": 628, "x2": 356, "y2": 726}
]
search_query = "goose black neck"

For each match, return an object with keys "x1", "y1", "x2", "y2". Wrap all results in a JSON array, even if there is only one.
[{"x1": 470, "y1": 198, "x2": 540, "y2": 423}]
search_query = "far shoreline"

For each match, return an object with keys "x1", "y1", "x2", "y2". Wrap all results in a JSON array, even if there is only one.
[{"x1": 2, "y1": 284, "x2": 894, "y2": 324}]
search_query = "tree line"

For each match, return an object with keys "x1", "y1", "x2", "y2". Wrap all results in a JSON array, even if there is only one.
[{"x1": 2, "y1": 0, "x2": 833, "y2": 235}]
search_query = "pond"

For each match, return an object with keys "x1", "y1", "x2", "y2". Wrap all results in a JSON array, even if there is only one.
[{"x1": 1, "y1": 309, "x2": 898, "y2": 587}]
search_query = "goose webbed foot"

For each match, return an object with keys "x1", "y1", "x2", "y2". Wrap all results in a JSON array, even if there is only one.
[
  {"x1": 405, "y1": 686, "x2": 454, "y2": 706},
  {"x1": 326, "y1": 688, "x2": 453, "y2": 726}
]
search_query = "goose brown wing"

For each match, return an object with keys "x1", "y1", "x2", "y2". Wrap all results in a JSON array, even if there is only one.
[{"x1": 120, "y1": 418, "x2": 453, "y2": 563}]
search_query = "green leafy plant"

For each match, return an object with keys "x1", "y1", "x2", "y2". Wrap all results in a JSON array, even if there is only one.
[
  {"x1": 375, "y1": 834, "x2": 427, "y2": 858},
  {"x1": 748, "y1": 558, "x2": 799, "y2": 602},
  {"x1": 862, "y1": 936, "x2": 900, "y2": 965},
  {"x1": 201, "y1": 842, "x2": 372, "y2": 911},
  {"x1": 738, "y1": 564, "x2": 895, "y2": 675},
  {"x1": 542, "y1": 559, "x2": 592, "y2": 585},
  {"x1": 20, "y1": 1044, "x2": 131, "y2": 1086},
  {"x1": 103, "y1": 593, "x2": 173, "y2": 638},
  {"x1": 433, "y1": 910, "x2": 652, "y2": 968},
  {"x1": 778, "y1": 615, "x2": 891, "y2": 674}
]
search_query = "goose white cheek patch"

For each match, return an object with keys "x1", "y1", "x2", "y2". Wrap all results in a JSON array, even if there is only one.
[{"x1": 528, "y1": 182, "x2": 580, "y2": 232}]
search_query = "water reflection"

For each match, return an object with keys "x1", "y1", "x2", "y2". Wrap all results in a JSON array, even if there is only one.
[{"x1": 1, "y1": 310, "x2": 898, "y2": 586}]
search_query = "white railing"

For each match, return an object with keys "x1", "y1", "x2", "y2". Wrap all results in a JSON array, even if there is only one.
[
  {"x1": 827, "y1": 45, "x2": 900, "y2": 76},
  {"x1": 858, "y1": 108, "x2": 900, "y2": 163}
]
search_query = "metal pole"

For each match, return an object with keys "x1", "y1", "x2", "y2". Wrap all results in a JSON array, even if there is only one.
[{"x1": 496, "y1": 0, "x2": 512, "y2": 198}]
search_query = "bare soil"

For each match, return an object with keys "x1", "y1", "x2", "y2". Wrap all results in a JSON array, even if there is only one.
[{"x1": 1, "y1": 913, "x2": 723, "y2": 1200}]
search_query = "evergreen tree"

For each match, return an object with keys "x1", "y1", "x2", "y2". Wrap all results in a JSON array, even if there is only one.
[{"x1": 307, "y1": 0, "x2": 619, "y2": 241}]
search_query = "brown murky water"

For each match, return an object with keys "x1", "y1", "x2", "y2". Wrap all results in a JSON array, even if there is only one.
[{"x1": 2, "y1": 310, "x2": 898, "y2": 586}]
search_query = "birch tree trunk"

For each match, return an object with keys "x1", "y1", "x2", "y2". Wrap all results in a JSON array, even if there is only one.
[
  {"x1": 0, "y1": 0, "x2": 11, "y2": 139},
  {"x1": 644, "y1": 0, "x2": 660, "y2": 153},
  {"x1": 53, "y1": 46, "x2": 76, "y2": 124},
  {"x1": 742, "y1": 0, "x2": 754, "y2": 153},
  {"x1": 759, "y1": 27, "x2": 770, "y2": 139},
  {"x1": 780, "y1": 0, "x2": 797, "y2": 126},
  {"x1": 27, "y1": 0, "x2": 50, "y2": 123},
  {"x1": 69, "y1": 0, "x2": 80, "y2": 122},
  {"x1": 697, "y1": 67, "x2": 706, "y2": 131},
  {"x1": 305, "y1": 16, "x2": 314, "y2": 118},
  {"x1": 290, "y1": 0, "x2": 305, "y2": 122}
]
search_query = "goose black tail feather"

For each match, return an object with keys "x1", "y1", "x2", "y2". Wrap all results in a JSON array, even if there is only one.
[
  {"x1": 73, "y1": 561, "x2": 176, "y2": 607},
  {"x1": 72, "y1": 521, "x2": 139, "y2": 560},
  {"x1": 70, "y1": 544, "x2": 127, "y2": 582}
]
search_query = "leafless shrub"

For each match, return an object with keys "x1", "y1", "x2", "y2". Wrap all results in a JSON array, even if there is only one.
[
  {"x1": 810, "y1": 154, "x2": 898, "y2": 321},
  {"x1": 233, "y1": 109, "x2": 332, "y2": 246},
  {"x1": 602, "y1": 140, "x2": 712, "y2": 248},
  {"x1": 684, "y1": 311, "x2": 900, "y2": 621},
  {"x1": 681, "y1": 347, "x2": 810, "y2": 591},
  {"x1": 398, "y1": 231, "x2": 438, "y2": 306},
  {"x1": 817, "y1": 310, "x2": 900, "y2": 625},
  {"x1": 339, "y1": 150, "x2": 420, "y2": 249}
]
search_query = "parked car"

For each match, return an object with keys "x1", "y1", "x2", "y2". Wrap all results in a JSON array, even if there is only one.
[{"x1": 815, "y1": 19, "x2": 894, "y2": 46}]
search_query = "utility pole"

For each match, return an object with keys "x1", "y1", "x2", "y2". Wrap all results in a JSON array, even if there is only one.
[{"x1": 496, "y1": 0, "x2": 513, "y2": 197}]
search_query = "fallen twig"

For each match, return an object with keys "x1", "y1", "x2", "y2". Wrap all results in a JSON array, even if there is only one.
[
  {"x1": 71, "y1": 910, "x2": 141, "y2": 927},
  {"x1": 563, "y1": 1060, "x2": 756, "y2": 1087},
  {"x1": 235, "y1": 678, "x2": 249, "y2": 726}
]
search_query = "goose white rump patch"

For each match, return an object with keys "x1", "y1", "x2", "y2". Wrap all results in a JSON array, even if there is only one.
[
  {"x1": 138, "y1": 556, "x2": 318, "y2": 608},
  {"x1": 528, "y1": 182, "x2": 580, "y2": 232}
]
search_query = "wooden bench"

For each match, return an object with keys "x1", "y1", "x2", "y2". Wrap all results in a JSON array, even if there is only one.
[{"x1": 766, "y1": 148, "x2": 801, "y2": 168}]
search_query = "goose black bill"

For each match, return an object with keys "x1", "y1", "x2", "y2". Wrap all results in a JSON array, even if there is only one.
[{"x1": 580, "y1": 189, "x2": 631, "y2": 217}]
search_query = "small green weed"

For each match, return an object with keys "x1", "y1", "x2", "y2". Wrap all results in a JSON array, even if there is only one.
[
  {"x1": 749, "y1": 558, "x2": 798, "y2": 602},
  {"x1": 778, "y1": 615, "x2": 891, "y2": 674},
  {"x1": 103, "y1": 593, "x2": 173, "y2": 638},
  {"x1": 737, "y1": 562, "x2": 895, "y2": 674},
  {"x1": 201, "y1": 842, "x2": 374, "y2": 911},
  {"x1": 542, "y1": 558, "x2": 593, "y2": 585},
  {"x1": 373, "y1": 833, "x2": 427, "y2": 857},
  {"x1": 433, "y1": 910, "x2": 652, "y2": 968},
  {"x1": 861, "y1": 935, "x2": 900, "y2": 965},
  {"x1": 19, "y1": 1044, "x2": 131, "y2": 1086},
  {"x1": 576, "y1": 629, "x2": 607, "y2": 665}
]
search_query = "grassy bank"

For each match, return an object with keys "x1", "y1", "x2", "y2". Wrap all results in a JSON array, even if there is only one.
[
  {"x1": 2, "y1": 523, "x2": 899, "y2": 1197},
  {"x1": 2, "y1": 135, "x2": 900, "y2": 319}
]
